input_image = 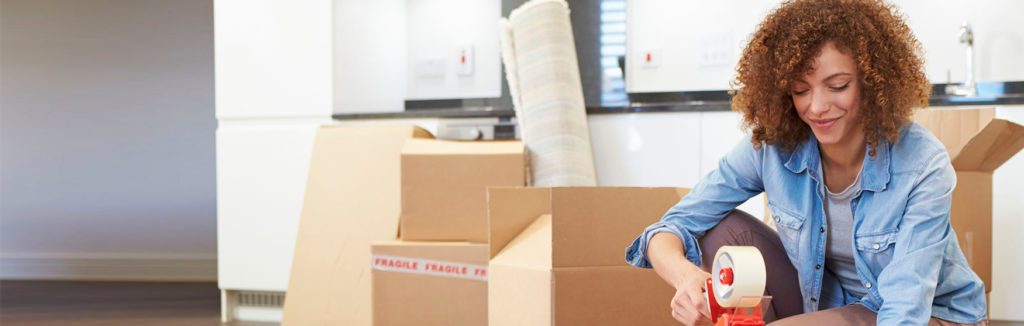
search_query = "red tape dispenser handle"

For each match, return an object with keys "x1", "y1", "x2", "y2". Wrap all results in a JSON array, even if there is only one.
[{"x1": 704, "y1": 246, "x2": 769, "y2": 326}]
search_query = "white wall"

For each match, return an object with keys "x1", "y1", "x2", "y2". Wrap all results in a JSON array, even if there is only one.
[
  {"x1": 627, "y1": 0, "x2": 778, "y2": 92},
  {"x1": 333, "y1": 0, "x2": 407, "y2": 113},
  {"x1": 404, "y1": 0, "x2": 502, "y2": 100},
  {"x1": 214, "y1": 0, "x2": 333, "y2": 119},
  {"x1": 628, "y1": 0, "x2": 1024, "y2": 92},
  {"x1": 0, "y1": 0, "x2": 217, "y2": 280},
  {"x1": 330, "y1": 0, "x2": 502, "y2": 113}
]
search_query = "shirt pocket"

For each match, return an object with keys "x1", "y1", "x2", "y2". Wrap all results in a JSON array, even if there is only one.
[
  {"x1": 767, "y1": 203, "x2": 805, "y2": 250},
  {"x1": 855, "y1": 230, "x2": 897, "y2": 273}
]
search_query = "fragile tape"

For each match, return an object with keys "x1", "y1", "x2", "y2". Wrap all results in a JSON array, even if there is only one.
[{"x1": 371, "y1": 255, "x2": 487, "y2": 281}]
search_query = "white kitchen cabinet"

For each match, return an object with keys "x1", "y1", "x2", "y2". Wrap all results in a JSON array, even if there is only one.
[
  {"x1": 588, "y1": 112, "x2": 703, "y2": 188},
  {"x1": 698, "y1": 111, "x2": 766, "y2": 220},
  {"x1": 988, "y1": 106, "x2": 1024, "y2": 321},
  {"x1": 587, "y1": 111, "x2": 764, "y2": 218},
  {"x1": 216, "y1": 123, "x2": 322, "y2": 322},
  {"x1": 214, "y1": 0, "x2": 335, "y2": 321}
]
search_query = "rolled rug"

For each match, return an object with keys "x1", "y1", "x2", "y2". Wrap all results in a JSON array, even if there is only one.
[{"x1": 500, "y1": 0, "x2": 598, "y2": 187}]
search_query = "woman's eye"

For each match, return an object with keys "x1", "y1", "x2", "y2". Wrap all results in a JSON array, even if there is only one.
[
  {"x1": 829, "y1": 83, "x2": 850, "y2": 91},
  {"x1": 792, "y1": 89, "x2": 809, "y2": 95}
]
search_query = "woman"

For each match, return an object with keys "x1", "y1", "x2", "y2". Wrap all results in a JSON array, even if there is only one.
[{"x1": 625, "y1": 0, "x2": 988, "y2": 325}]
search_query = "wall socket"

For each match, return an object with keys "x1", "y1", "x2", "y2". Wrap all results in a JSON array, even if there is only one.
[
  {"x1": 698, "y1": 31, "x2": 734, "y2": 68},
  {"x1": 415, "y1": 58, "x2": 446, "y2": 78}
]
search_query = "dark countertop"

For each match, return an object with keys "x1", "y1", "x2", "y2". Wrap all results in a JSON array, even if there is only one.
[{"x1": 333, "y1": 81, "x2": 1024, "y2": 120}]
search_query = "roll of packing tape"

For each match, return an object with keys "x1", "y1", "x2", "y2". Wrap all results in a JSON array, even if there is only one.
[{"x1": 711, "y1": 246, "x2": 767, "y2": 308}]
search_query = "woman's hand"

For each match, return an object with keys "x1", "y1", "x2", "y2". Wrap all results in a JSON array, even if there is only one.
[
  {"x1": 670, "y1": 265, "x2": 713, "y2": 325},
  {"x1": 646, "y1": 232, "x2": 714, "y2": 325}
]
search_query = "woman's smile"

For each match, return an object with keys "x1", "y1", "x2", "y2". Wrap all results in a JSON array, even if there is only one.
[{"x1": 809, "y1": 116, "x2": 840, "y2": 130}]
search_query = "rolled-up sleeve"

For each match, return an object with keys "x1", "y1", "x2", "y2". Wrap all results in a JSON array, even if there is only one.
[{"x1": 625, "y1": 137, "x2": 766, "y2": 268}]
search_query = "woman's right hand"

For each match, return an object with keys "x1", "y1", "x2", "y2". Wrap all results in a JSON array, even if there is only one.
[
  {"x1": 647, "y1": 232, "x2": 715, "y2": 325},
  {"x1": 670, "y1": 265, "x2": 713, "y2": 325}
]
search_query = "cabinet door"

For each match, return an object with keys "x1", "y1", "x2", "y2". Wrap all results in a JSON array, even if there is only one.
[
  {"x1": 990, "y1": 106, "x2": 1024, "y2": 321},
  {"x1": 588, "y1": 112, "x2": 702, "y2": 187},
  {"x1": 700, "y1": 111, "x2": 765, "y2": 220},
  {"x1": 216, "y1": 123, "x2": 319, "y2": 291}
]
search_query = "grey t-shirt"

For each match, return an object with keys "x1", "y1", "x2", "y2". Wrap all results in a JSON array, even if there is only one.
[{"x1": 824, "y1": 171, "x2": 868, "y2": 299}]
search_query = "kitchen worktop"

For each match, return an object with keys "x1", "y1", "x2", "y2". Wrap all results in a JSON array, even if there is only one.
[{"x1": 332, "y1": 81, "x2": 1024, "y2": 120}]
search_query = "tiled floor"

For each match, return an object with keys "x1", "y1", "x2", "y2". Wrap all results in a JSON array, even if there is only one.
[
  {"x1": 2, "y1": 280, "x2": 1022, "y2": 325},
  {"x1": 0, "y1": 281, "x2": 273, "y2": 326}
]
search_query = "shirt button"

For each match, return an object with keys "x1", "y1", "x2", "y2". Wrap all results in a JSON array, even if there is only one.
[
  {"x1": 819, "y1": 226, "x2": 825, "y2": 233},
  {"x1": 865, "y1": 282, "x2": 872, "y2": 289},
  {"x1": 873, "y1": 243, "x2": 881, "y2": 250},
  {"x1": 815, "y1": 264, "x2": 821, "y2": 270}
]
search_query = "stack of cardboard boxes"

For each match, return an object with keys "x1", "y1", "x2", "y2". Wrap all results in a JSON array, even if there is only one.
[
  {"x1": 279, "y1": 126, "x2": 710, "y2": 325},
  {"x1": 371, "y1": 138, "x2": 527, "y2": 325},
  {"x1": 370, "y1": 137, "x2": 696, "y2": 325}
]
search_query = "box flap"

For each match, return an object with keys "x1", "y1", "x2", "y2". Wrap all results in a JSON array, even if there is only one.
[
  {"x1": 487, "y1": 187, "x2": 552, "y2": 258},
  {"x1": 550, "y1": 187, "x2": 688, "y2": 268},
  {"x1": 490, "y1": 214, "x2": 552, "y2": 270},
  {"x1": 281, "y1": 125, "x2": 431, "y2": 326},
  {"x1": 951, "y1": 119, "x2": 1024, "y2": 171},
  {"x1": 402, "y1": 138, "x2": 525, "y2": 156},
  {"x1": 913, "y1": 108, "x2": 996, "y2": 160}
]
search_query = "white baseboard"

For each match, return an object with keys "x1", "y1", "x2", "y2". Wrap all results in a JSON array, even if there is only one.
[{"x1": 0, "y1": 253, "x2": 217, "y2": 282}]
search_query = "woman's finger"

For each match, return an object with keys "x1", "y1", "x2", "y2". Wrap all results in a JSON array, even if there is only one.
[{"x1": 687, "y1": 287, "x2": 712, "y2": 319}]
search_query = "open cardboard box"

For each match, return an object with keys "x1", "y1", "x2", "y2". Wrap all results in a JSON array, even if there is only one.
[
  {"x1": 281, "y1": 125, "x2": 432, "y2": 326},
  {"x1": 914, "y1": 107, "x2": 1024, "y2": 292},
  {"x1": 487, "y1": 187, "x2": 689, "y2": 326}
]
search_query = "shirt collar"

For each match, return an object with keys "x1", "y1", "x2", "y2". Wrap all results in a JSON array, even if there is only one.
[{"x1": 783, "y1": 131, "x2": 891, "y2": 192}]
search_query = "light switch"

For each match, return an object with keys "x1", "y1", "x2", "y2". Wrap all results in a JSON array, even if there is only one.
[
  {"x1": 457, "y1": 45, "x2": 474, "y2": 76},
  {"x1": 640, "y1": 48, "x2": 662, "y2": 68}
]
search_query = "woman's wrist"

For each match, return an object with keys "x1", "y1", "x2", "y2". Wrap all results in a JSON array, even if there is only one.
[
  {"x1": 676, "y1": 262, "x2": 706, "y2": 289},
  {"x1": 648, "y1": 232, "x2": 703, "y2": 289}
]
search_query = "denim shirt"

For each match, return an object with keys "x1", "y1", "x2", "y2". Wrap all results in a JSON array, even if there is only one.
[{"x1": 625, "y1": 123, "x2": 987, "y2": 325}]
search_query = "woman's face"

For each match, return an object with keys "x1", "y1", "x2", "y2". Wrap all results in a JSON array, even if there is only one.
[{"x1": 791, "y1": 41, "x2": 863, "y2": 147}]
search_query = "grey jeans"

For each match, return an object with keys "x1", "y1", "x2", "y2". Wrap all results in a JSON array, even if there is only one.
[{"x1": 699, "y1": 210, "x2": 988, "y2": 325}]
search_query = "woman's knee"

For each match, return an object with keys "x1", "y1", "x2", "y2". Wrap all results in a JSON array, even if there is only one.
[
  {"x1": 701, "y1": 210, "x2": 770, "y2": 245},
  {"x1": 698, "y1": 210, "x2": 768, "y2": 266}
]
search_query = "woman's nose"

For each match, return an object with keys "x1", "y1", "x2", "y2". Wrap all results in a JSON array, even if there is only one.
[{"x1": 808, "y1": 91, "x2": 829, "y2": 115}]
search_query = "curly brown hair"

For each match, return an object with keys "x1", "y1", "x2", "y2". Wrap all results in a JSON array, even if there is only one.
[{"x1": 731, "y1": 0, "x2": 931, "y2": 154}]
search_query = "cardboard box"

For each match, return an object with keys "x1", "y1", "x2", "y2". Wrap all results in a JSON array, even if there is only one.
[
  {"x1": 487, "y1": 187, "x2": 690, "y2": 326},
  {"x1": 371, "y1": 241, "x2": 488, "y2": 326},
  {"x1": 401, "y1": 139, "x2": 526, "y2": 242},
  {"x1": 281, "y1": 125, "x2": 432, "y2": 326},
  {"x1": 914, "y1": 108, "x2": 1024, "y2": 292}
]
